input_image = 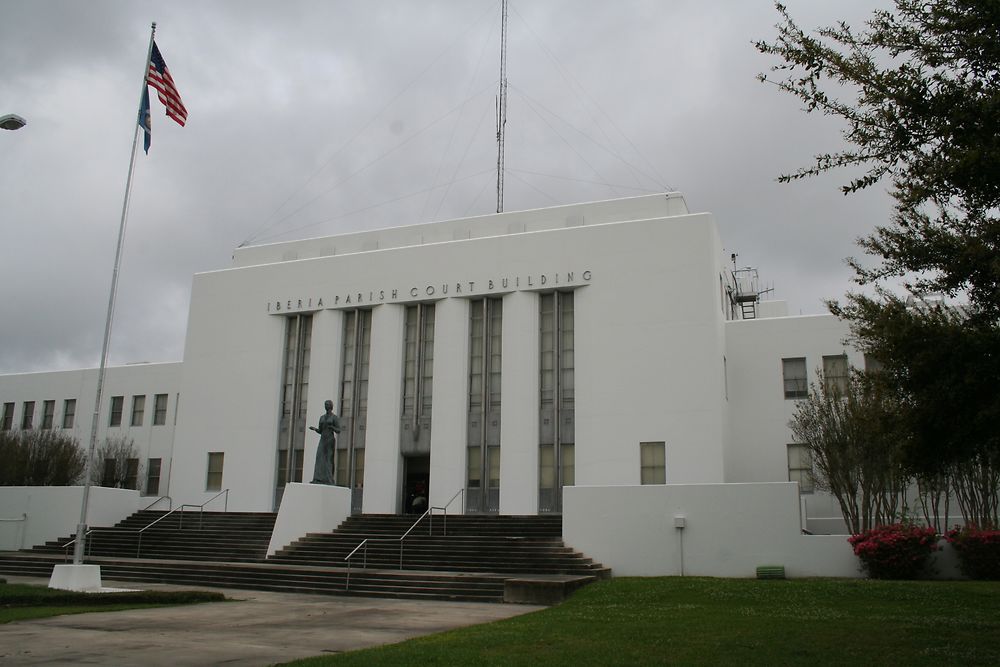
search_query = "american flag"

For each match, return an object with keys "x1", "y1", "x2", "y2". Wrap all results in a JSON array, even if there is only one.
[{"x1": 147, "y1": 41, "x2": 187, "y2": 127}]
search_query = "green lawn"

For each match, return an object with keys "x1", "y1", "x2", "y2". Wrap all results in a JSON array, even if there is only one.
[
  {"x1": 0, "y1": 583, "x2": 226, "y2": 624},
  {"x1": 283, "y1": 577, "x2": 1000, "y2": 666}
]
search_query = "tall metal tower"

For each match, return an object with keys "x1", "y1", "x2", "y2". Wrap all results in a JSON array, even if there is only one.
[{"x1": 496, "y1": 0, "x2": 509, "y2": 213}]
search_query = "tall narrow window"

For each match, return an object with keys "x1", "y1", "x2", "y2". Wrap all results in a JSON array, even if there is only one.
[
  {"x1": 467, "y1": 297, "x2": 502, "y2": 513},
  {"x1": 102, "y1": 458, "x2": 116, "y2": 487},
  {"x1": 131, "y1": 395, "x2": 146, "y2": 427},
  {"x1": 1, "y1": 403, "x2": 14, "y2": 431},
  {"x1": 338, "y1": 309, "x2": 372, "y2": 514},
  {"x1": 62, "y1": 399, "x2": 76, "y2": 429},
  {"x1": 539, "y1": 291, "x2": 575, "y2": 513},
  {"x1": 640, "y1": 442, "x2": 666, "y2": 484},
  {"x1": 41, "y1": 400, "x2": 55, "y2": 429},
  {"x1": 400, "y1": 304, "x2": 435, "y2": 455},
  {"x1": 153, "y1": 393, "x2": 168, "y2": 425},
  {"x1": 864, "y1": 354, "x2": 884, "y2": 375},
  {"x1": 109, "y1": 395, "x2": 124, "y2": 427},
  {"x1": 274, "y1": 314, "x2": 312, "y2": 507},
  {"x1": 125, "y1": 458, "x2": 139, "y2": 490},
  {"x1": 146, "y1": 458, "x2": 162, "y2": 496},
  {"x1": 823, "y1": 354, "x2": 850, "y2": 396},
  {"x1": 207, "y1": 452, "x2": 225, "y2": 491},
  {"x1": 782, "y1": 358, "x2": 808, "y2": 399},
  {"x1": 787, "y1": 444, "x2": 814, "y2": 493},
  {"x1": 21, "y1": 401, "x2": 34, "y2": 430}
]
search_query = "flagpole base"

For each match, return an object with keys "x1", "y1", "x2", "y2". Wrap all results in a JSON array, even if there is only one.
[{"x1": 49, "y1": 564, "x2": 102, "y2": 592}]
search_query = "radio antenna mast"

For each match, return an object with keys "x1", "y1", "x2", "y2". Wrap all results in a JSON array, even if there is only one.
[{"x1": 496, "y1": 0, "x2": 508, "y2": 213}]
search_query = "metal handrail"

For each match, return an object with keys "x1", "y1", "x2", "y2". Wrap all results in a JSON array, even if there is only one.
[
  {"x1": 344, "y1": 487, "x2": 465, "y2": 591},
  {"x1": 177, "y1": 488, "x2": 230, "y2": 529},
  {"x1": 61, "y1": 528, "x2": 94, "y2": 561},
  {"x1": 137, "y1": 504, "x2": 188, "y2": 557},
  {"x1": 429, "y1": 487, "x2": 465, "y2": 537},
  {"x1": 141, "y1": 495, "x2": 173, "y2": 512},
  {"x1": 137, "y1": 489, "x2": 229, "y2": 556}
]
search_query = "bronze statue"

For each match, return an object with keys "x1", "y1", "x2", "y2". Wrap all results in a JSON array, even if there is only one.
[{"x1": 309, "y1": 399, "x2": 341, "y2": 485}]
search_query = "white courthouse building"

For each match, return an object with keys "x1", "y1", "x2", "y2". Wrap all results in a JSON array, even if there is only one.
[{"x1": 2, "y1": 193, "x2": 883, "y2": 577}]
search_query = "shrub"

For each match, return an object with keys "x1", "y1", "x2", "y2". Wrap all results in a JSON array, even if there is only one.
[
  {"x1": 848, "y1": 523, "x2": 939, "y2": 579},
  {"x1": 945, "y1": 526, "x2": 1000, "y2": 580},
  {"x1": 0, "y1": 430, "x2": 87, "y2": 486}
]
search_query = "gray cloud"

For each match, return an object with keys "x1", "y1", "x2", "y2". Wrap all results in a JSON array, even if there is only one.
[{"x1": 0, "y1": 0, "x2": 893, "y2": 373}]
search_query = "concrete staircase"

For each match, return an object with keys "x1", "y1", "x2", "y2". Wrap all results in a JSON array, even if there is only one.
[
  {"x1": 0, "y1": 511, "x2": 609, "y2": 603},
  {"x1": 28, "y1": 510, "x2": 277, "y2": 562},
  {"x1": 271, "y1": 514, "x2": 608, "y2": 576}
]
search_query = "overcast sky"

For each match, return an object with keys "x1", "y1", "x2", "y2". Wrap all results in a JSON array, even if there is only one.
[{"x1": 0, "y1": 0, "x2": 895, "y2": 374}]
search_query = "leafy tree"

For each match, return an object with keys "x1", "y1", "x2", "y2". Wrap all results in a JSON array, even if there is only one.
[
  {"x1": 757, "y1": 1, "x2": 1000, "y2": 504},
  {"x1": 756, "y1": 1, "x2": 1000, "y2": 312},
  {"x1": 0, "y1": 430, "x2": 87, "y2": 486},
  {"x1": 789, "y1": 371, "x2": 910, "y2": 534}
]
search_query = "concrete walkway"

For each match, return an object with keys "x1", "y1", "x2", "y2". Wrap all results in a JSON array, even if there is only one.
[{"x1": 0, "y1": 575, "x2": 544, "y2": 666}]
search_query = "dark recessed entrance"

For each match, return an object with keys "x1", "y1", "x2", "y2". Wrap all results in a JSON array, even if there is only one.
[{"x1": 402, "y1": 455, "x2": 430, "y2": 515}]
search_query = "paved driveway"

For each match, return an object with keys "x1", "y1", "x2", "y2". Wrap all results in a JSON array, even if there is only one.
[{"x1": 0, "y1": 576, "x2": 543, "y2": 666}]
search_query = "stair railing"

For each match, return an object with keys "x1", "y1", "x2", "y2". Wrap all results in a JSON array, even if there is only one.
[
  {"x1": 343, "y1": 487, "x2": 465, "y2": 592},
  {"x1": 429, "y1": 487, "x2": 465, "y2": 537},
  {"x1": 137, "y1": 504, "x2": 188, "y2": 557},
  {"x1": 60, "y1": 528, "x2": 95, "y2": 561},
  {"x1": 141, "y1": 495, "x2": 173, "y2": 512},
  {"x1": 178, "y1": 488, "x2": 230, "y2": 529},
  {"x1": 136, "y1": 489, "x2": 229, "y2": 557},
  {"x1": 58, "y1": 496, "x2": 173, "y2": 560}
]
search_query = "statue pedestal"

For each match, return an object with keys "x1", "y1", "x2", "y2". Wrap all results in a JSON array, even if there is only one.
[{"x1": 49, "y1": 564, "x2": 102, "y2": 591}]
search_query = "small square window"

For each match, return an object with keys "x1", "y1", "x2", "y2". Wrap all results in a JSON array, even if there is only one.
[
  {"x1": 146, "y1": 458, "x2": 162, "y2": 496},
  {"x1": 207, "y1": 452, "x2": 225, "y2": 491},
  {"x1": 1, "y1": 403, "x2": 14, "y2": 431},
  {"x1": 787, "y1": 444, "x2": 815, "y2": 493},
  {"x1": 823, "y1": 355, "x2": 849, "y2": 395},
  {"x1": 864, "y1": 354, "x2": 884, "y2": 375},
  {"x1": 131, "y1": 395, "x2": 146, "y2": 427},
  {"x1": 109, "y1": 396, "x2": 124, "y2": 427},
  {"x1": 782, "y1": 358, "x2": 808, "y2": 399},
  {"x1": 153, "y1": 394, "x2": 168, "y2": 426},
  {"x1": 41, "y1": 400, "x2": 55, "y2": 429},
  {"x1": 125, "y1": 458, "x2": 139, "y2": 490},
  {"x1": 102, "y1": 458, "x2": 117, "y2": 487},
  {"x1": 21, "y1": 401, "x2": 35, "y2": 429},
  {"x1": 640, "y1": 441, "x2": 666, "y2": 485},
  {"x1": 62, "y1": 399, "x2": 76, "y2": 429}
]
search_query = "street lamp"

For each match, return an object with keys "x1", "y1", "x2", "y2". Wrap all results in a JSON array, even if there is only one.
[{"x1": 0, "y1": 114, "x2": 27, "y2": 130}]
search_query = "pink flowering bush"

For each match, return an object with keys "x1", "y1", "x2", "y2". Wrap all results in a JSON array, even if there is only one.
[
  {"x1": 945, "y1": 525, "x2": 1000, "y2": 580},
  {"x1": 848, "y1": 523, "x2": 939, "y2": 579}
]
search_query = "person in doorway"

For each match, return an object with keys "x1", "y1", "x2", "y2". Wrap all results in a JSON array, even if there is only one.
[
  {"x1": 411, "y1": 479, "x2": 428, "y2": 513},
  {"x1": 309, "y1": 400, "x2": 341, "y2": 485}
]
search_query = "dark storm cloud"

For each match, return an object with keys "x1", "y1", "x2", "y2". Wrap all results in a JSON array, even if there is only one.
[{"x1": 0, "y1": 0, "x2": 894, "y2": 373}]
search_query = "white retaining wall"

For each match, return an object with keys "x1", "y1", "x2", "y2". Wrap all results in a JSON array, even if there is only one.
[
  {"x1": 0, "y1": 485, "x2": 143, "y2": 551},
  {"x1": 564, "y1": 482, "x2": 862, "y2": 578},
  {"x1": 563, "y1": 482, "x2": 965, "y2": 579}
]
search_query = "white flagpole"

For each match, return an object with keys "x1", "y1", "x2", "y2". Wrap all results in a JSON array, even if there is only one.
[{"x1": 72, "y1": 22, "x2": 158, "y2": 568}]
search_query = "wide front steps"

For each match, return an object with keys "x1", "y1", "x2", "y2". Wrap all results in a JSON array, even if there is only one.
[
  {"x1": 0, "y1": 512, "x2": 608, "y2": 603},
  {"x1": 29, "y1": 510, "x2": 276, "y2": 563},
  {"x1": 0, "y1": 552, "x2": 509, "y2": 602},
  {"x1": 271, "y1": 514, "x2": 609, "y2": 578}
]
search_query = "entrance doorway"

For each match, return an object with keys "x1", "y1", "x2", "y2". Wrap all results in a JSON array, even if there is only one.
[{"x1": 402, "y1": 455, "x2": 430, "y2": 515}]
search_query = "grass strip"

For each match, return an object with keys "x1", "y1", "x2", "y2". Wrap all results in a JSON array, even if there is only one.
[
  {"x1": 282, "y1": 577, "x2": 1000, "y2": 667},
  {"x1": 0, "y1": 583, "x2": 226, "y2": 624}
]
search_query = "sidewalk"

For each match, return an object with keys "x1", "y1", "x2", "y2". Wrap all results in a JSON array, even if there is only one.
[{"x1": 0, "y1": 575, "x2": 543, "y2": 666}]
